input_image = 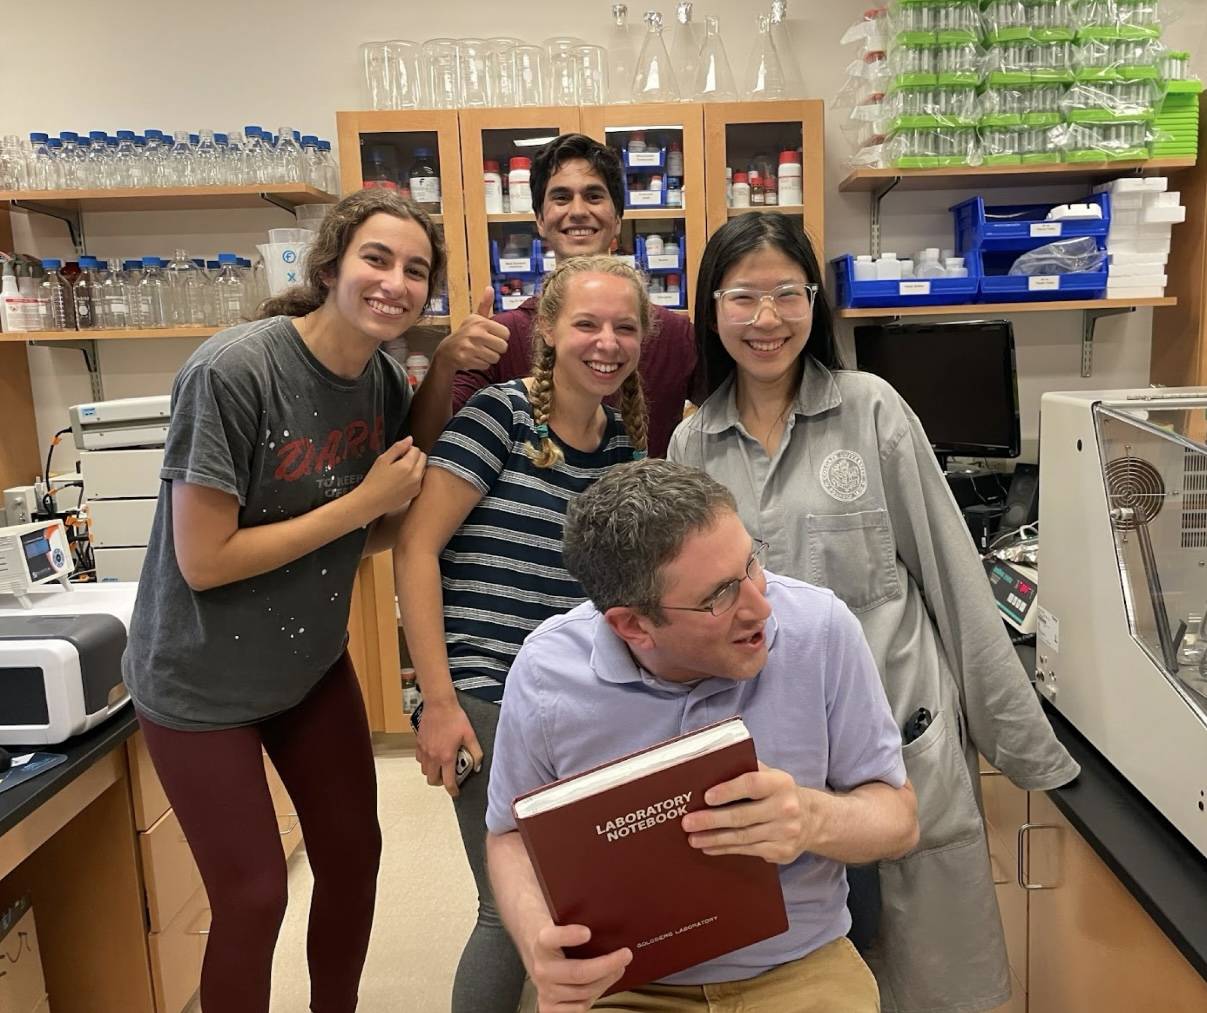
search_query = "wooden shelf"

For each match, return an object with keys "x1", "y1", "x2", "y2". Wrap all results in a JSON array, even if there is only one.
[
  {"x1": 838, "y1": 296, "x2": 1177, "y2": 318},
  {"x1": 0, "y1": 184, "x2": 340, "y2": 213},
  {"x1": 728, "y1": 204, "x2": 806, "y2": 216},
  {"x1": 2, "y1": 326, "x2": 217, "y2": 343},
  {"x1": 486, "y1": 212, "x2": 538, "y2": 223},
  {"x1": 624, "y1": 207, "x2": 686, "y2": 220},
  {"x1": 839, "y1": 158, "x2": 1197, "y2": 193}
]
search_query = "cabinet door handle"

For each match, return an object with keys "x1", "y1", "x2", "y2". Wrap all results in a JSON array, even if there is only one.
[{"x1": 1017, "y1": 822, "x2": 1059, "y2": 890}]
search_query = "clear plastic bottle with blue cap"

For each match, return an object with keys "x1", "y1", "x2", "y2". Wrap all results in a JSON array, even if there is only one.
[
  {"x1": 73, "y1": 257, "x2": 101, "y2": 329},
  {"x1": 274, "y1": 127, "x2": 304, "y2": 184},
  {"x1": 138, "y1": 257, "x2": 170, "y2": 328},
  {"x1": 28, "y1": 133, "x2": 56, "y2": 189},
  {"x1": 39, "y1": 259, "x2": 75, "y2": 330},
  {"x1": 318, "y1": 140, "x2": 340, "y2": 194},
  {"x1": 214, "y1": 253, "x2": 246, "y2": 326}
]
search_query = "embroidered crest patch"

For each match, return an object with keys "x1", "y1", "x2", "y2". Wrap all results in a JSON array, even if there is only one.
[{"x1": 819, "y1": 449, "x2": 868, "y2": 503}]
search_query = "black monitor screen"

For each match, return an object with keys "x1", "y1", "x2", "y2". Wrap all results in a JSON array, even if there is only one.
[{"x1": 854, "y1": 320, "x2": 1021, "y2": 459}]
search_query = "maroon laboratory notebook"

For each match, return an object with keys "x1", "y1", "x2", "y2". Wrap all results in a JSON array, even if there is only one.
[{"x1": 512, "y1": 716, "x2": 789, "y2": 996}]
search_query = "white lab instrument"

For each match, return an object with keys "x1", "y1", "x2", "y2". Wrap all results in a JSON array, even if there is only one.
[
  {"x1": 69, "y1": 395, "x2": 170, "y2": 451},
  {"x1": 1037, "y1": 388, "x2": 1207, "y2": 859},
  {"x1": 0, "y1": 520, "x2": 73, "y2": 607}
]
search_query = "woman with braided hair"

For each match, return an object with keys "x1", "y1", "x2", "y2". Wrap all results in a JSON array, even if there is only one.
[{"x1": 393, "y1": 255, "x2": 649, "y2": 1012}]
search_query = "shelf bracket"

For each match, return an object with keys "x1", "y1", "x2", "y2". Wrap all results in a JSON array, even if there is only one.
[
  {"x1": 259, "y1": 192, "x2": 298, "y2": 215},
  {"x1": 870, "y1": 177, "x2": 901, "y2": 259},
  {"x1": 30, "y1": 338, "x2": 103, "y2": 400},
  {"x1": 11, "y1": 200, "x2": 86, "y2": 254},
  {"x1": 1081, "y1": 305, "x2": 1135, "y2": 378}
]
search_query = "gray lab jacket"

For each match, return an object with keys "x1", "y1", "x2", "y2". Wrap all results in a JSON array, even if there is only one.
[{"x1": 669, "y1": 359, "x2": 1080, "y2": 1013}]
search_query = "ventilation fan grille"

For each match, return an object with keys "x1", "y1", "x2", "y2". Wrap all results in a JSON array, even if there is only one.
[
  {"x1": 1105, "y1": 455, "x2": 1165, "y2": 528},
  {"x1": 1183, "y1": 450, "x2": 1207, "y2": 548}
]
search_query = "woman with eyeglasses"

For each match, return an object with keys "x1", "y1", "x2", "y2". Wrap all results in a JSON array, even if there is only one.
[{"x1": 668, "y1": 213, "x2": 1078, "y2": 1013}]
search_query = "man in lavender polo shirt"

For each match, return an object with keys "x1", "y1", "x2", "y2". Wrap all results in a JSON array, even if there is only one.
[
  {"x1": 485, "y1": 460, "x2": 919, "y2": 1013},
  {"x1": 450, "y1": 133, "x2": 697, "y2": 458}
]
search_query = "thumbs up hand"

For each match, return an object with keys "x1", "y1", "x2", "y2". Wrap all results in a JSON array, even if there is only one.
[{"x1": 434, "y1": 286, "x2": 511, "y2": 372}]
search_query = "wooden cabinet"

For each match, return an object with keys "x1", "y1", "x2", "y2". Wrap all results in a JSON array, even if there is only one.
[
  {"x1": 981, "y1": 764, "x2": 1030, "y2": 1011},
  {"x1": 702, "y1": 99, "x2": 826, "y2": 252},
  {"x1": 1025, "y1": 791, "x2": 1207, "y2": 1013}
]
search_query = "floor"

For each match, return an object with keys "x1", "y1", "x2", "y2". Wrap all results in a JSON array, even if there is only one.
[{"x1": 187, "y1": 739, "x2": 482, "y2": 1012}]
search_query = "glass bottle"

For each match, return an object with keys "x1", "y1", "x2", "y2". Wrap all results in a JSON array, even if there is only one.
[
  {"x1": 138, "y1": 257, "x2": 170, "y2": 328},
  {"x1": 693, "y1": 15, "x2": 739, "y2": 101},
  {"x1": 606, "y1": 4, "x2": 638, "y2": 105},
  {"x1": 85, "y1": 132, "x2": 110, "y2": 188},
  {"x1": 770, "y1": 0, "x2": 805, "y2": 99},
  {"x1": 168, "y1": 130, "x2": 196, "y2": 187},
  {"x1": 225, "y1": 129, "x2": 247, "y2": 185},
  {"x1": 39, "y1": 259, "x2": 75, "y2": 330},
  {"x1": 195, "y1": 129, "x2": 222, "y2": 186},
  {"x1": 213, "y1": 253, "x2": 246, "y2": 326},
  {"x1": 743, "y1": 14, "x2": 789, "y2": 101},
  {"x1": 274, "y1": 127, "x2": 305, "y2": 184},
  {"x1": 165, "y1": 249, "x2": 207, "y2": 325},
  {"x1": 631, "y1": 10, "x2": 680, "y2": 102},
  {"x1": 29, "y1": 133, "x2": 58, "y2": 190},
  {"x1": 100, "y1": 257, "x2": 129, "y2": 329},
  {"x1": 73, "y1": 257, "x2": 99, "y2": 330}
]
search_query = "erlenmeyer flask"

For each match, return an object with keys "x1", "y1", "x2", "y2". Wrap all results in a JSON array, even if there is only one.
[
  {"x1": 631, "y1": 10, "x2": 681, "y2": 103},
  {"x1": 668, "y1": 3, "x2": 704, "y2": 100},
  {"x1": 743, "y1": 14, "x2": 789, "y2": 101},
  {"x1": 693, "y1": 15, "x2": 738, "y2": 101},
  {"x1": 770, "y1": 0, "x2": 804, "y2": 99},
  {"x1": 606, "y1": 4, "x2": 637, "y2": 104}
]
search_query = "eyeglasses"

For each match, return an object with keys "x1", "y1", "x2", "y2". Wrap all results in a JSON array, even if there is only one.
[
  {"x1": 658, "y1": 539, "x2": 769, "y2": 617},
  {"x1": 713, "y1": 283, "x2": 819, "y2": 325}
]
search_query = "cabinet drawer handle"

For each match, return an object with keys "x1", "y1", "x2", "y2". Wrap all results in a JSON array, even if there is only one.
[
  {"x1": 278, "y1": 812, "x2": 299, "y2": 836},
  {"x1": 1017, "y1": 822, "x2": 1059, "y2": 890}
]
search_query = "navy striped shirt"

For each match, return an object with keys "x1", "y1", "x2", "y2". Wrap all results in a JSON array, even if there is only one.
[{"x1": 428, "y1": 380, "x2": 636, "y2": 703}]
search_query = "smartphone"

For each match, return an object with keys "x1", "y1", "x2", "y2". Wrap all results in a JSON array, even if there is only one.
[{"x1": 409, "y1": 701, "x2": 476, "y2": 786}]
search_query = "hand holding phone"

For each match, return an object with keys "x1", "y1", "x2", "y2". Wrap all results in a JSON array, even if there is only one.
[{"x1": 410, "y1": 701, "x2": 477, "y2": 788}]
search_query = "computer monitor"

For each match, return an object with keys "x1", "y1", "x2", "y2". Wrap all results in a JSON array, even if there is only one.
[{"x1": 853, "y1": 319, "x2": 1021, "y2": 461}]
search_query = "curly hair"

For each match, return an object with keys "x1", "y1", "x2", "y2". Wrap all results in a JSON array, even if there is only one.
[
  {"x1": 528, "y1": 256, "x2": 653, "y2": 468},
  {"x1": 257, "y1": 189, "x2": 447, "y2": 318}
]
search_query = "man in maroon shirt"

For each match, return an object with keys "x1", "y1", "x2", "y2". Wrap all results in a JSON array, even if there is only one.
[{"x1": 450, "y1": 133, "x2": 697, "y2": 458}]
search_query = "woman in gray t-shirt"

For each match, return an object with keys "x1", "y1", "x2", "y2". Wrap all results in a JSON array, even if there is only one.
[{"x1": 121, "y1": 189, "x2": 507, "y2": 1013}]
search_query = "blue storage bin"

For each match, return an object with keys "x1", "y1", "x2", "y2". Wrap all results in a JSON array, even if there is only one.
[
  {"x1": 624, "y1": 174, "x2": 669, "y2": 208},
  {"x1": 490, "y1": 237, "x2": 546, "y2": 276},
  {"x1": 623, "y1": 146, "x2": 666, "y2": 170},
  {"x1": 831, "y1": 254, "x2": 979, "y2": 309},
  {"x1": 952, "y1": 193, "x2": 1111, "y2": 253},
  {"x1": 974, "y1": 249, "x2": 1107, "y2": 302},
  {"x1": 649, "y1": 289, "x2": 686, "y2": 310},
  {"x1": 637, "y1": 234, "x2": 685, "y2": 273}
]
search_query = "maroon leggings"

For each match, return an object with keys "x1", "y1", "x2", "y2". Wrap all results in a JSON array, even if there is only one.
[{"x1": 137, "y1": 652, "x2": 381, "y2": 1013}]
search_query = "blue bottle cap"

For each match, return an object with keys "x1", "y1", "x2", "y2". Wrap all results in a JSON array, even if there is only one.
[
  {"x1": 189, "y1": 134, "x2": 200, "y2": 145},
  {"x1": 88, "y1": 131, "x2": 107, "y2": 141},
  {"x1": 218, "y1": 253, "x2": 239, "y2": 264},
  {"x1": 143, "y1": 256, "x2": 163, "y2": 268},
  {"x1": 302, "y1": 134, "x2": 318, "y2": 146},
  {"x1": 191, "y1": 258, "x2": 205, "y2": 268},
  {"x1": 319, "y1": 140, "x2": 331, "y2": 151},
  {"x1": 47, "y1": 138, "x2": 62, "y2": 148},
  {"x1": 144, "y1": 129, "x2": 163, "y2": 139},
  {"x1": 123, "y1": 260, "x2": 142, "y2": 270},
  {"x1": 116, "y1": 130, "x2": 136, "y2": 140},
  {"x1": 107, "y1": 137, "x2": 120, "y2": 146},
  {"x1": 59, "y1": 131, "x2": 78, "y2": 142},
  {"x1": 78, "y1": 256, "x2": 96, "y2": 268},
  {"x1": 30, "y1": 132, "x2": 48, "y2": 143},
  {"x1": 206, "y1": 261, "x2": 220, "y2": 270},
  {"x1": 78, "y1": 137, "x2": 91, "y2": 147},
  {"x1": 41, "y1": 259, "x2": 62, "y2": 269},
  {"x1": 215, "y1": 133, "x2": 229, "y2": 145}
]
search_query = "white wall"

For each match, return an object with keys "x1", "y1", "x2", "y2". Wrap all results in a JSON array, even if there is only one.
[{"x1": 8, "y1": 0, "x2": 1207, "y2": 474}]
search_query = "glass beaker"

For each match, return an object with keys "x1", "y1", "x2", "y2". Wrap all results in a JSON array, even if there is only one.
[
  {"x1": 575, "y1": 44, "x2": 609, "y2": 105},
  {"x1": 485, "y1": 38, "x2": 522, "y2": 107},
  {"x1": 422, "y1": 38, "x2": 461, "y2": 110},
  {"x1": 459, "y1": 38, "x2": 492, "y2": 108},
  {"x1": 693, "y1": 15, "x2": 738, "y2": 102},
  {"x1": 386, "y1": 40, "x2": 424, "y2": 109},
  {"x1": 668, "y1": 3, "x2": 704, "y2": 101},
  {"x1": 770, "y1": 1, "x2": 804, "y2": 99},
  {"x1": 743, "y1": 14, "x2": 789, "y2": 101},
  {"x1": 632, "y1": 10, "x2": 680, "y2": 102},
  {"x1": 514, "y1": 45, "x2": 548, "y2": 106},
  {"x1": 359, "y1": 41, "x2": 392, "y2": 110}
]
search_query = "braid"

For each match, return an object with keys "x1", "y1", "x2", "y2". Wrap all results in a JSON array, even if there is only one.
[
  {"x1": 528, "y1": 335, "x2": 564, "y2": 469},
  {"x1": 618, "y1": 371, "x2": 649, "y2": 458}
]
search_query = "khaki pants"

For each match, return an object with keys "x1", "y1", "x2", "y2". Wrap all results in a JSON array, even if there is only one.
[{"x1": 522, "y1": 937, "x2": 879, "y2": 1013}]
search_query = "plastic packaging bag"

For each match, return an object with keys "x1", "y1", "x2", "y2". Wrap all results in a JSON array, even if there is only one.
[{"x1": 1008, "y1": 237, "x2": 1106, "y2": 276}]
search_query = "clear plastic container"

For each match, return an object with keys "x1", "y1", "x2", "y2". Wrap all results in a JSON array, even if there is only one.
[{"x1": 39, "y1": 259, "x2": 75, "y2": 330}]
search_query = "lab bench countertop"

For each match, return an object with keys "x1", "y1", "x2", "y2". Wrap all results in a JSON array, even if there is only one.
[{"x1": 0, "y1": 707, "x2": 139, "y2": 839}]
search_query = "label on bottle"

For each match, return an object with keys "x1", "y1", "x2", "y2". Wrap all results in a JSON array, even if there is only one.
[
  {"x1": 410, "y1": 176, "x2": 441, "y2": 204},
  {"x1": 483, "y1": 178, "x2": 504, "y2": 214},
  {"x1": 650, "y1": 292, "x2": 681, "y2": 306},
  {"x1": 498, "y1": 257, "x2": 532, "y2": 273},
  {"x1": 647, "y1": 254, "x2": 679, "y2": 270},
  {"x1": 1028, "y1": 275, "x2": 1060, "y2": 291},
  {"x1": 779, "y1": 182, "x2": 803, "y2": 206},
  {"x1": 629, "y1": 190, "x2": 662, "y2": 206},
  {"x1": 899, "y1": 281, "x2": 932, "y2": 296},
  {"x1": 1, "y1": 296, "x2": 45, "y2": 332},
  {"x1": 1030, "y1": 222, "x2": 1062, "y2": 238},
  {"x1": 629, "y1": 151, "x2": 662, "y2": 167}
]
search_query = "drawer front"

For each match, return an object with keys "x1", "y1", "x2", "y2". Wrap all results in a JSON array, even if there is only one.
[
  {"x1": 148, "y1": 885, "x2": 208, "y2": 1013},
  {"x1": 264, "y1": 756, "x2": 302, "y2": 859},
  {"x1": 127, "y1": 732, "x2": 171, "y2": 832},
  {"x1": 140, "y1": 807, "x2": 203, "y2": 933},
  {"x1": 982, "y1": 768, "x2": 1028, "y2": 868}
]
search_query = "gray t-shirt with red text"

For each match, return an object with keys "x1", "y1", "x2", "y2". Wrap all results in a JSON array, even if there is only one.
[{"x1": 122, "y1": 316, "x2": 411, "y2": 730}]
